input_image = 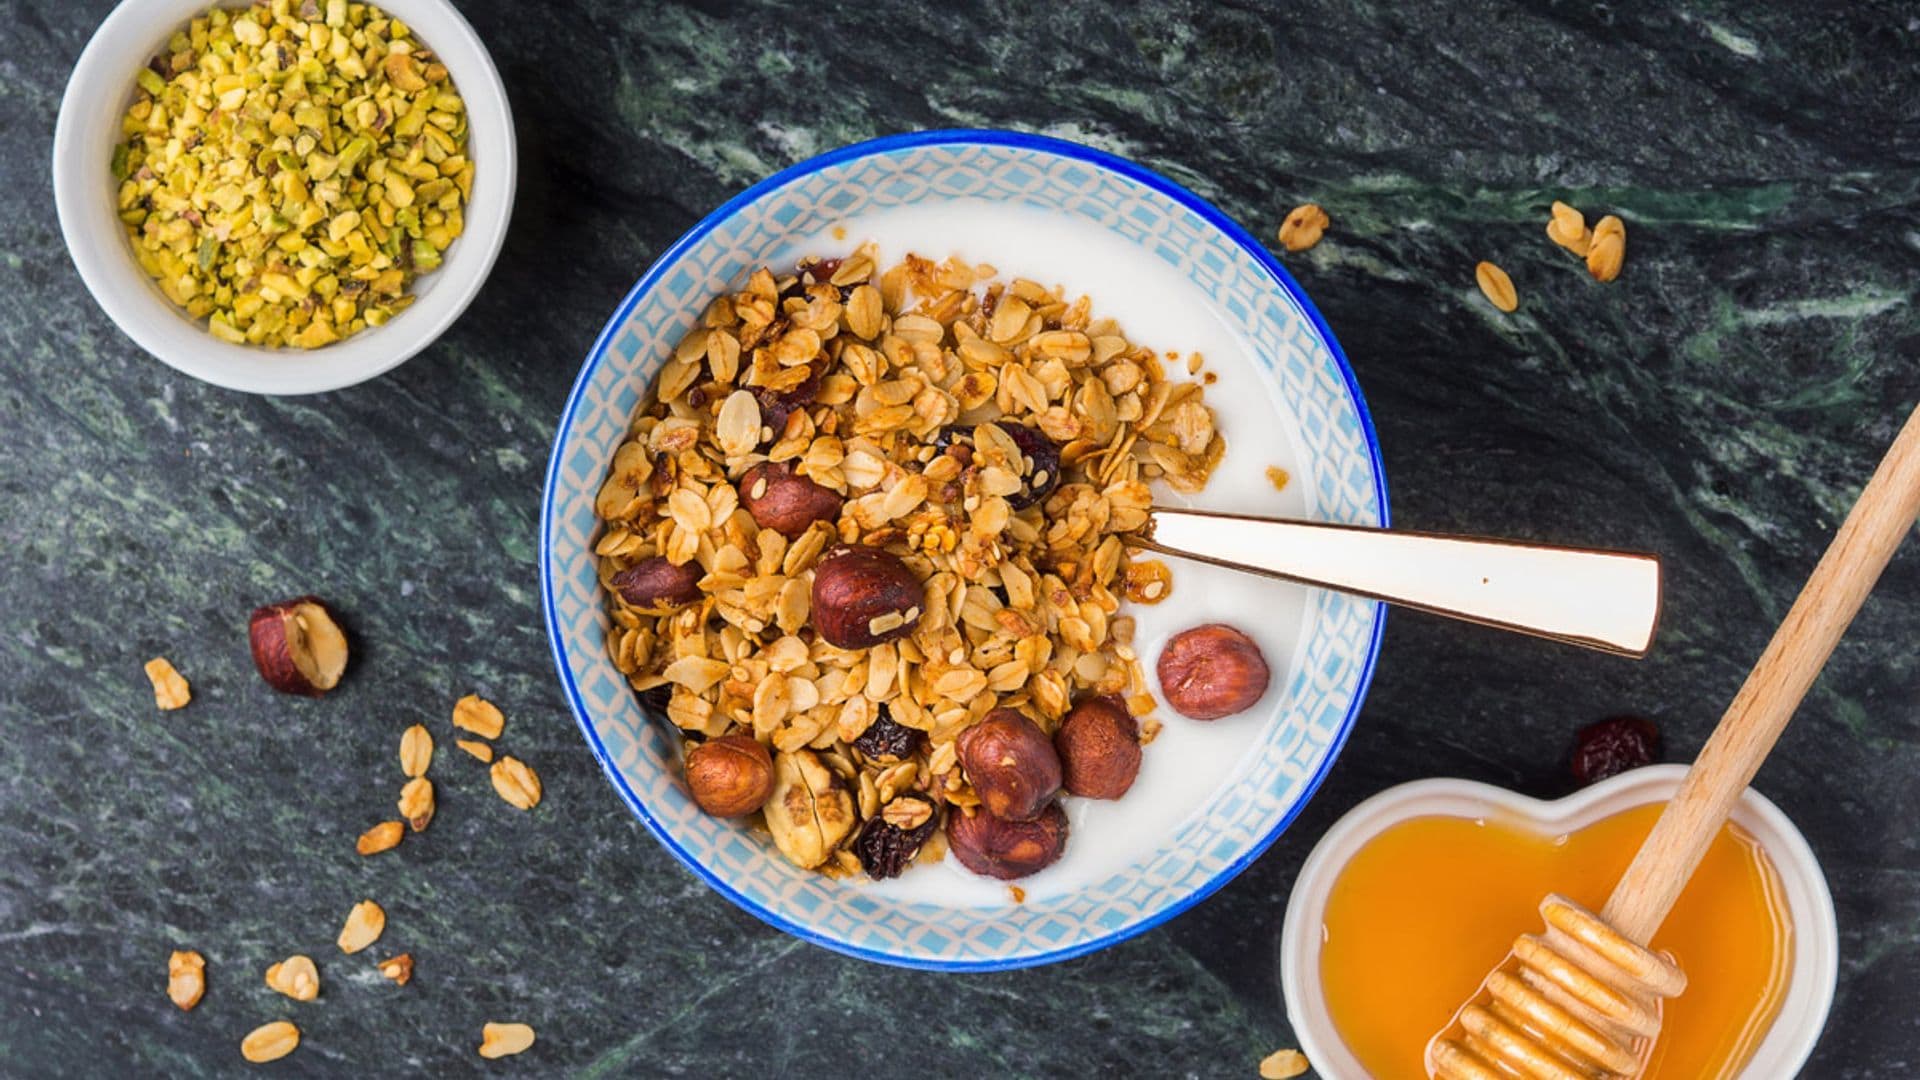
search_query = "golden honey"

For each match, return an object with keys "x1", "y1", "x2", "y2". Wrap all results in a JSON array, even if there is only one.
[{"x1": 1320, "y1": 804, "x2": 1792, "y2": 1079}]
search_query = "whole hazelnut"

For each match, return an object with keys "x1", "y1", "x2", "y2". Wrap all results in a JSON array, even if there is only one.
[
  {"x1": 946, "y1": 801, "x2": 1069, "y2": 880},
  {"x1": 956, "y1": 709, "x2": 1062, "y2": 822},
  {"x1": 1157, "y1": 624, "x2": 1271, "y2": 721},
  {"x1": 610, "y1": 556, "x2": 703, "y2": 610},
  {"x1": 683, "y1": 735, "x2": 774, "y2": 817},
  {"x1": 740, "y1": 461, "x2": 843, "y2": 538},
  {"x1": 1054, "y1": 696, "x2": 1141, "y2": 799},
  {"x1": 809, "y1": 546, "x2": 924, "y2": 649}
]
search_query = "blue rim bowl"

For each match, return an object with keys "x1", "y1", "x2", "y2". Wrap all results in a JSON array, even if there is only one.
[{"x1": 541, "y1": 129, "x2": 1387, "y2": 970}]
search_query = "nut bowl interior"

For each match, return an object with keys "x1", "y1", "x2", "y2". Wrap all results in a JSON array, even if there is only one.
[
  {"x1": 53, "y1": 0, "x2": 516, "y2": 395},
  {"x1": 541, "y1": 130, "x2": 1387, "y2": 970}
]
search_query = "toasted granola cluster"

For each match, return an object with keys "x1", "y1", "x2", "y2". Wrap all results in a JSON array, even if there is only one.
[{"x1": 596, "y1": 246, "x2": 1222, "y2": 879}]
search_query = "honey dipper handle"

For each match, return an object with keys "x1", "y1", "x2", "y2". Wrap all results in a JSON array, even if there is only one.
[{"x1": 1603, "y1": 402, "x2": 1920, "y2": 943}]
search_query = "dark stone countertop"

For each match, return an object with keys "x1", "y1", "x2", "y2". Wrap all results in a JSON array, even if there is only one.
[{"x1": 4, "y1": 1, "x2": 1917, "y2": 1075}]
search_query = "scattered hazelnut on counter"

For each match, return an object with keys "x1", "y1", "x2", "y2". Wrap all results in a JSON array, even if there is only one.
[
  {"x1": 956, "y1": 709, "x2": 1063, "y2": 822},
  {"x1": 1157, "y1": 624, "x2": 1271, "y2": 721},
  {"x1": 946, "y1": 801, "x2": 1069, "y2": 881},
  {"x1": 740, "y1": 461, "x2": 844, "y2": 537},
  {"x1": 809, "y1": 545, "x2": 924, "y2": 649},
  {"x1": 248, "y1": 596, "x2": 349, "y2": 696},
  {"x1": 609, "y1": 556, "x2": 703, "y2": 611},
  {"x1": 167, "y1": 950, "x2": 205, "y2": 1011},
  {"x1": 1054, "y1": 696, "x2": 1142, "y2": 800},
  {"x1": 684, "y1": 735, "x2": 775, "y2": 817}
]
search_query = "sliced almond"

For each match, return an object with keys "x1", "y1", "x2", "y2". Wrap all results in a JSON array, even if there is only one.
[
  {"x1": 490, "y1": 756, "x2": 542, "y2": 810},
  {"x1": 455, "y1": 738, "x2": 494, "y2": 763},
  {"x1": 399, "y1": 723, "x2": 433, "y2": 778},
  {"x1": 398, "y1": 777, "x2": 435, "y2": 832},
  {"x1": 167, "y1": 949, "x2": 205, "y2": 1011},
  {"x1": 478, "y1": 1022, "x2": 536, "y2": 1059},
  {"x1": 145, "y1": 657, "x2": 192, "y2": 711},
  {"x1": 377, "y1": 953, "x2": 413, "y2": 986},
  {"x1": 1475, "y1": 260, "x2": 1519, "y2": 313},
  {"x1": 357, "y1": 820, "x2": 404, "y2": 856},
  {"x1": 240, "y1": 1020, "x2": 300, "y2": 1064},
  {"x1": 452, "y1": 694, "x2": 505, "y2": 739},
  {"x1": 264, "y1": 955, "x2": 320, "y2": 1002},
  {"x1": 337, "y1": 899, "x2": 385, "y2": 954},
  {"x1": 1259, "y1": 1049, "x2": 1311, "y2": 1079}
]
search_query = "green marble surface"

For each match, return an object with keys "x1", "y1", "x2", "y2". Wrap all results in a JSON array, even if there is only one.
[{"x1": 4, "y1": 0, "x2": 1918, "y2": 1075}]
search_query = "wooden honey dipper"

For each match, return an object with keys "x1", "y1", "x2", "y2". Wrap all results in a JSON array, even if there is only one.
[{"x1": 1427, "y1": 401, "x2": 1920, "y2": 1080}]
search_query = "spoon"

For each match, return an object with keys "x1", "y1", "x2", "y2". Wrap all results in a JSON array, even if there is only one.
[
  {"x1": 1135, "y1": 510, "x2": 1663, "y2": 656},
  {"x1": 1424, "y1": 401, "x2": 1920, "y2": 1079}
]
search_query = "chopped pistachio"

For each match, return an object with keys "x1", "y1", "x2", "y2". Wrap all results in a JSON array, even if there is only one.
[{"x1": 113, "y1": 0, "x2": 470, "y2": 350}]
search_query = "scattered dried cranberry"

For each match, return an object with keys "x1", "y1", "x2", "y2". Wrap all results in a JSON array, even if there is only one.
[
  {"x1": 1570, "y1": 716, "x2": 1662, "y2": 786},
  {"x1": 852, "y1": 707, "x2": 923, "y2": 762},
  {"x1": 854, "y1": 795, "x2": 940, "y2": 879},
  {"x1": 932, "y1": 422, "x2": 1062, "y2": 509}
]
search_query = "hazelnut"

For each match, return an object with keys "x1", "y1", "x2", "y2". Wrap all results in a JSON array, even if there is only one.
[
  {"x1": 946, "y1": 801, "x2": 1069, "y2": 880},
  {"x1": 956, "y1": 709, "x2": 1062, "y2": 822},
  {"x1": 248, "y1": 596, "x2": 349, "y2": 696},
  {"x1": 1054, "y1": 696, "x2": 1141, "y2": 799},
  {"x1": 808, "y1": 545, "x2": 924, "y2": 649},
  {"x1": 1157, "y1": 624, "x2": 1271, "y2": 720},
  {"x1": 683, "y1": 735, "x2": 774, "y2": 817},
  {"x1": 609, "y1": 556, "x2": 702, "y2": 610},
  {"x1": 740, "y1": 461, "x2": 843, "y2": 538}
]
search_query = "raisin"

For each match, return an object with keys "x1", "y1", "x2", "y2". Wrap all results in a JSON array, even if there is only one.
[
  {"x1": 930, "y1": 422, "x2": 1061, "y2": 510},
  {"x1": 1570, "y1": 716, "x2": 1661, "y2": 786},
  {"x1": 854, "y1": 795, "x2": 940, "y2": 880},
  {"x1": 852, "y1": 707, "x2": 923, "y2": 762}
]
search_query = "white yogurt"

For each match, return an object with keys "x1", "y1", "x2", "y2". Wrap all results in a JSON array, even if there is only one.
[{"x1": 776, "y1": 201, "x2": 1322, "y2": 905}]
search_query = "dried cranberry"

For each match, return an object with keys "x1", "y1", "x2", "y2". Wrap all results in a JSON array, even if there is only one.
[
  {"x1": 753, "y1": 368, "x2": 822, "y2": 438},
  {"x1": 852, "y1": 707, "x2": 923, "y2": 762},
  {"x1": 854, "y1": 795, "x2": 940, "y2": 879},
  {"x1": 931, "y1": 422, "x2": 1061, "y2": 510},
  {"x1": 1570, "y1": 716, "x2": 1661, "y2": 786}
]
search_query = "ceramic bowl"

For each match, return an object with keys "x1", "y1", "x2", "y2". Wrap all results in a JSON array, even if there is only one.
[
  {"x1": 53, "y1": 0, "x2": 516, "y2": 395},
  {"x1": 1280, "y1": 764, "x2": 1838, "y2": 1077},
  {"x1": 541, "y1": 130, "x2": 1387, "y2": 969}
]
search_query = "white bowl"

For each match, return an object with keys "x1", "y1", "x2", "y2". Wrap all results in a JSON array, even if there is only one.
[
  {"x1": 542, "y1": 131, "x2": 1388, "y2": 969},
  {"x1": 1280, "y1": 764, "x2": 1838, "y2": 1078},
  {"x1": 53, "y1": 0, "x2": 515, "y2": 395}
]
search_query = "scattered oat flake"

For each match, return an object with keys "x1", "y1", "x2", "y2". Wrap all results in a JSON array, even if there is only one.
[
  {"x1": 378, "y1": 953, "x2": 413, "y2": 986},
  {"x1": 357, "y1": 820, "x2": 404, "y2": 856},
  {"x1": 490, "y1": 756, "x2": 542, "y2": 810},
  {"x1": 167, "y1": 950, "x2": 205, "y2": 1011},
  {"x1": 398, "y1": 776, "x2": 435, "y2": 832},
  {"x1": 399, "y1": 723, "x2": 433, "y2": 778},
  {"x1": 1265, "y1": 466, "x2": 1291, "y2": 492},
  {"x1": 1259, "y1": 1049, "x2": 1310, "y2": 1079},
  {"x1": 337, "y1": 899, "x2": 385, "y2": 954},
  {"x1": 479, "y1": 1022, "x2": 536, "y2": 1059},
  {"x1": 1586, "y1": 215, "x2": 1626, "y2": 282},
  {"x1": 1278, "y1": 204, "x2": 1330, "y2": 252},
  {"x1": 452, "y1": 694, "x2": 505, "y2": 739},
  {"x1": 240, "y1": 1020, "x2": 300, "y2": 1064},
  {"x1": 456, "y1": 738, "x2": 494, "y2": 763},
  {"x1": 1546, "y1": 200, "x2": 1591, "y2": 256},
  {"x1": 1475, "y1": 260, "x2": 1519, "y2": 312},
  {"x1": 145, "y1": 657, "x2": 191, "y2": 710},
  {"x1": 264, "y1": 955, "x2": 320, "y2": 1002},
  {"x1": 1008, "y1": 885, "x2": 1026, "y2": 904}
]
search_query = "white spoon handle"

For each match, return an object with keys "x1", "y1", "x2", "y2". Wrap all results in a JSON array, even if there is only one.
[{"x1": 1136, "y1": 508, "x2": 1662, "y2": 656}]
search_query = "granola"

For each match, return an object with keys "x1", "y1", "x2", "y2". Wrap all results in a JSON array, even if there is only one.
[{"x1": 593, "y1": 248, "x2": 1223, "y2": 879}]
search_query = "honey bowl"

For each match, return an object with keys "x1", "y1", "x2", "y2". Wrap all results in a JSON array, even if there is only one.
[{"x1": 1279, "y1": 765, "x2": 1837, "y2": 1078}]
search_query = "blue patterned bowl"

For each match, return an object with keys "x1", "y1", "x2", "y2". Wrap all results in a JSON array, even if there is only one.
[{"x1": 541, "y1": 130, "x2": 1387, "y2": 970}]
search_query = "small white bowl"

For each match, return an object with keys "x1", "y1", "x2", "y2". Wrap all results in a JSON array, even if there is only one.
[
  {"x1": 1280, "y1": 764, "x2": 1837, "y2": 1078},
  {"x1": 53, "y1": 0, "x2": 515, "y2": 395}
]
